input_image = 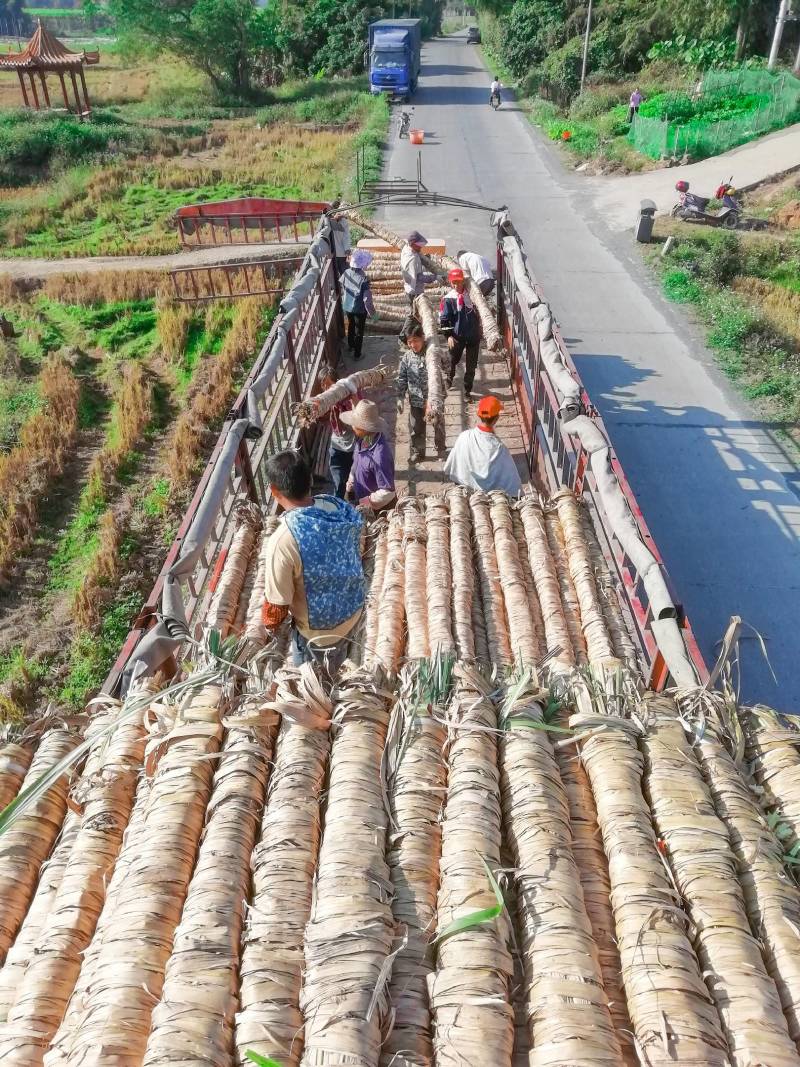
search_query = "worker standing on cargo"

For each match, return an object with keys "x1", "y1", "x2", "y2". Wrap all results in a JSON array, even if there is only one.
[
  {"x1": 400, "y1": 230, "x2": 438, "y2": 306},
  {"x1": 444, "y1": 395, "x2": 521, "y2": 495},
  {"x1": 456, "y1": 249, "x2": 495, "y2": 297},
  {"x1": 340, "y1": 248, "x2": 375, "y2": 362},
  {"x1": 397, "y1": 323, "x2": 446, "y2": 463},
  {"x1": 261, "y1": 449, "x2": 365, "y2": 671},
  {"x1": 331, "y1": 212, "x2": 352, "y2": 275},
  {"x1": 341, "y1": 399, "x2": 397, "y2": 511},
  {"x1": 440, "y1": 267, "x2": 481, "y2": 401},
  {"x1": 319, "y1": 368, "x2": 363, "y2": 499}
]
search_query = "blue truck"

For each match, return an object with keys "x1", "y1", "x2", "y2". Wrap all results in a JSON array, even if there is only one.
[{"x1": 368, "y1": 18, "x2": 422, "y2": 100}]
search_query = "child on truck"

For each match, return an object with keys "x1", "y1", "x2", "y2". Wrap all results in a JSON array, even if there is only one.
[{"x1": 396, "y1": 323, "x2": 446, "y2": 463}]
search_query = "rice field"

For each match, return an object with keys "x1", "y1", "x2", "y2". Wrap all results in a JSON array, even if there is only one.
[{"x1": 1, "y1": 486, "x2": 799, "y2": 1066}]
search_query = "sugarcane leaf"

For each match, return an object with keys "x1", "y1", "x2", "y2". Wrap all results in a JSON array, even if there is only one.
[
  {"x1": 786, "y1": 840, "x2": 800, "y2": 859},
  {"x1": 208, "y1": 628, "x2": 221, "y2": 656},
  {"x1": 776, "y1": 823, "x2": 794, "y2": 840},
  {"x1": 246, "y1": 1053, "x2": 283, "y2": 1067},
  {"x1": 434, "y1": 855, "x2": 504, "y2": 943},
  {"x1": 505, "y1": 716, "x2": 573, "y2": 735},
  {"x1": 768, "y1": 811, "x2": 782, "y2": 830}
]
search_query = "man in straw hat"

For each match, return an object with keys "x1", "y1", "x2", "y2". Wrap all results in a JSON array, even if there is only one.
[
  {"x1": 261, "y1": 449, "x2": 365, "y2": 671},
  {"x1": 444, "y1": 394, "x2": 522, "y2": 495},
  {"x1": 341, "y1": 398, "x2": 397, "y2": 512},
  {"x1": 400, "y1": 230, "x2": 439, "y2": 306},
  {"x1": 340, "y1": 247, "x2": 375, "y2": 362}
]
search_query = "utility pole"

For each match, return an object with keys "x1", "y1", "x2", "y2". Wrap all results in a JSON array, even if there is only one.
[
  {"x1": 795, "y1": 24, "x2": 800, "y2": 73},
  {"x1": 580, "y1": 0, "x2": 593, "y2": 95},
  {"x1": 768, "y1": 0, "x2": 790, "y2": 68}
]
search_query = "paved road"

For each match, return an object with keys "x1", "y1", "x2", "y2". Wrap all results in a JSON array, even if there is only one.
[
  {"x1": 379, "y1": 32, "x2": 800, "y2": 709},
  {"x1": 591, "y1": 122, "x2": 800, "y2": 229}
]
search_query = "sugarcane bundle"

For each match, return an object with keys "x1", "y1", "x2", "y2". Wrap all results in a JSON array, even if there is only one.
[
  {"x1": 578, "y1": 505, "x2": 640, "y2": 669},
  {"x1": 0, "y1": 727, "x2": 81, "y2": 965},
  {"x1": 205, "y1": 502, "x2": 262, "y2": 639},
  {"x1": 641, "y1": 694, "x2": 799, "y2": 1066},
  {"x1": 143, "y1": 703, "x2": 275, "y2": 1066},
  {"x1": 425, "y1": 496, "x2": 455, "y2": 659},
  {"x1": 741, "y1": 704, "x2": 800, "y2": 852},
  {"x1": 0, "y1": 740, "x2": 33, "y2": 810},
  {"x1": 44, "y1": 690, "x2": 178, "y2": 1067},
  {"x1": 242, "y1": 517, "x2": 280, "y2": 649},
  {"x1": 470, "y1": 578, "x2": 491, "y2": 670},
  {"x1": 510, "y1": 509, "x2": 546, "y2": 663},
  {"x1": 429, "y1": 664, "x2": 514, "y2": 1065},
  {"x1": 678, "y1": 689, "x2": 800, "y2": 1047},
  {"x1": 499, "y1": 676, "x2": 623, "y2": 1066},
  {"x1": 294, "y1": 366, "x2": 390, "y2": 428},
  {"x1": 487, "y1": 492, "x2": 539, "y2": 669},
  {"x1": 0, "y1": 704, "x2": 131, "y2": 1026},
  {"x1": 373, "y1": 510, "x2": 406, "y2": 674},
  {"x1": 361, "y1": 520, "x2": 389, "y2": 668},
  {"x1": 235, "y1": 666, "x2": 333, "y2": 1067},
  {"x1": 400, "y1": 498, "x2": 430, "y2": 663},
  {"x1": 517, "y1": 497, "x2": 573, "y2": 664},
  {"x1": 544, "y1": 505, "x2": 588, "y2": 666},
  {"x1": 0, "y1": 695, "x2": 150, "y2": 1065},
  {"x1": 571, "y1": 673, "x2": 729, "y2": 1065},
  {"x1": 553, "y1": 490, "x2": 616, "y2": 663},
  {"x1": 232, "y1": 520, "x2": 276, "y2": 639},
  {"x1": 447, "y1": 487, "x2": 475, "y2": 663},
  {"x1": 300, "y1": 666, "x2": 396, "y2": 1065},
  {"x1": 58, "y1": 676, "x2": 225, "y2": 1067},
  {"x1": 382, "y1": 659, "x2": 451, "y2": 1067},
  {"x1": 413, "y1": 295, "x2": 447, "y2": 421},
  {"x1": 469, "y1": 492, "x2": 513, "y2": 670}
]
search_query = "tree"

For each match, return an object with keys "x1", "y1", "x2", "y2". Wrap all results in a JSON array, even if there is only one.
[{"x1": 108, "y1": 0, "x2": 277, "y2": 97}]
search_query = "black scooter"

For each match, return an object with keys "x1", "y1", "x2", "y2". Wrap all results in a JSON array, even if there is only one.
[
  {"x1": 489, "y1": 90, "x2": 501, "y2": 110},
  {"x1": 398, "y1": 110, "x2": 411, "y2": 138}
]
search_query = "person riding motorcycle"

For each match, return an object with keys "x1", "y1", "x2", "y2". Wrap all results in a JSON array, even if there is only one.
[{"x1": 489, "y1": 78, "x2": 502, "y2": 107}]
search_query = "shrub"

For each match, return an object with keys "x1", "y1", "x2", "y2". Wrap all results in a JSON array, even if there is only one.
[{"x1": 663, "y1": 268, "x2": 702, "y2": 302}]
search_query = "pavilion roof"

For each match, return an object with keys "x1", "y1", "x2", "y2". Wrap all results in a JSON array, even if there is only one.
[{"x1": 0, "y1": 21, "x2": 99, "y2": 70}]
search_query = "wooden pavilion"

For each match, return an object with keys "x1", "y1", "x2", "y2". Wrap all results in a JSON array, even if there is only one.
[{"x1": 0, "y1": 20, "x2": 99, "y2": 117}]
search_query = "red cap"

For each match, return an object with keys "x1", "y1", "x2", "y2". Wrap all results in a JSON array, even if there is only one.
[
  {"x1": 448, "y1": 267, "x2": 465, "y2": 283},
  {"x1": 477, "y1": 395, "x2": 502, "y2": 419}
]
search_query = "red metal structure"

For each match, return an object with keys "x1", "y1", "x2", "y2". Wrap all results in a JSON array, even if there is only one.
[
  {"x1": 0, "y1": 20, "x2": 99, "y2": 116},
  {"x1": 169, "y1": 255, "x2": 306, "y2": 303},
  {"x1": 174, "y1": 197, "x2": 329, "y2": 248},
  {"x1": 104, "y1": 208, "x2": 707, "y2": 696}
]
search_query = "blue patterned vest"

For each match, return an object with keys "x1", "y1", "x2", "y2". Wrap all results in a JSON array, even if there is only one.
[{"x1": 284, "y1": 495, "x2": 365, "y2": 630}]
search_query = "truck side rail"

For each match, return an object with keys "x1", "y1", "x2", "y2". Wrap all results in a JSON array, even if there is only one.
[{"x1": 497, "y1": 242, "x2": 709, "y2": 689}]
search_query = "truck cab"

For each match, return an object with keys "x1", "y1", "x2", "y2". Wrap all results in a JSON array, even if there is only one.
[{"x1": 369, "y1": 18, "x2": 422, "y2": 101}]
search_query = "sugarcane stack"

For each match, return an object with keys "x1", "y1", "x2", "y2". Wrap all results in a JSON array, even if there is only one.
[{"x1": 1, "y1": 493, "x2": 800, "y2": 1067}]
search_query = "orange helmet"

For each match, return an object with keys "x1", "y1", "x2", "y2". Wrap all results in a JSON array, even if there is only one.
[
  {"x1": 477, "y1": 395, "x2": 502, "y2": 419},
  {"x1": 448, "y1": 267, "x2": 465, "y2": 283}
]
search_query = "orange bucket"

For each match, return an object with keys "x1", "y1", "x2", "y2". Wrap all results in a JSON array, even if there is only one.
[{"x1": 409, "y1": 129, "x2": 425, "y2": 145}]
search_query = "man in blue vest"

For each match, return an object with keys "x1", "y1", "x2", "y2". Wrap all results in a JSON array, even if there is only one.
[{"x1": 261, "y1": 449, "x2": 365, "y2": 671}]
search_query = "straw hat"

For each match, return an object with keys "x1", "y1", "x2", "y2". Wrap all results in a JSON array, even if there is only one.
[{"x1": 340, "y1": 398, "x2": 387, "y2": 434}]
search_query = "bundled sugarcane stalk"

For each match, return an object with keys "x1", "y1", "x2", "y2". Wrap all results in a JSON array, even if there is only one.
[
  {"x1": 142, "y1": 693, "x2": 278, "y2": 1067},
  {"x1": 510, "y1": 509, "x2": 546, "y2": 663},
  {"x1": 554, "y1": 490, "x2": 616, "y2": 663},
  {"x1": 469, "y1": 492, "x2": 513, "y2": 670},
  {"x1": 447, "y1": 487, "x2": 475, "y2": 663},
  {"x1": 641, "y1": 693, "x2": 799, "y2": 1066},
  {"x1": 0, "y1": 692, "x2": 151, "y2": 1065},
  {"x1": 571, "y1": 669, "x2": 729, "y2": 1065},
  {"x1": 242, "y1": 517, "x2": 280, "y2": 650},
  {"x1": 56, "y1": 674, "x2": 226, "y2": 1067},
  {"x1": 425, "y1": 496, "x2": 455, "y2": 659},
  {"x1": 487, "y1": 492, "x2": 539, "y2": 669},
  {"x1": 361, "y1": 520, "x2": 389, "y2": 668},
  {"x1": 401, "y1": 498, "x2": 430, "y2": 662},
  {"x1": 499, "y1": 675, "x2": 623, "y2": 1066},
  {"x1": 373, "y1": 510, "x2": 406, "y2": 674},
  {"x1": 205, "y1": 502, "x2": 263, "y2": 639},
  {"x1": 0, "y1": 740, "x2": 33, "y2": 810},
  {"x1": 297, "y1": 373, "x2": 394, "y2": 428},
  {"x1": 382, "y1": 656, "x2": 452, "y2": 1067},
  {"x1": 578, "y1": 506, "x2": 640, "y2": 669},
  {"x1": 544, "y1": 505, "x2": 588, "y2": 666},
  {"x1": 300, "y1": 666, "x2": 397, "y2": 1065},
  {"x1": 517, "y1": 497, "x2": 573, "y2": 665},
  {"x1": 0, "y1": 727, "x2": 81, "y2": 965},
  {"x1": 678, "y1": 687, "x2": 800, "y2": 1048},
  {"x1": 741, "y1": 704, "x2": 800, "y2": 854},
  {"x1": 429, "y1": 664, "x2": 514, "y2": 1065},
  {"x1": 235, "y1": 666, "x2": 333, "y2": 1067},
  {"x1": 413, "y1": 295, "x2": 447, "y2": 422}
]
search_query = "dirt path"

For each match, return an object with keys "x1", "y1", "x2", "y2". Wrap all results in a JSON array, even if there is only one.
[{"x1": 0, "y1": 240, "x2": 311, "y2": 281}]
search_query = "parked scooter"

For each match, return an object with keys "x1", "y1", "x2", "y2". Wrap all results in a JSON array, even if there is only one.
[
  {"x1": 398, "y1": 110, "x2": 411, "y2": 138},
  {"x1": 671, "y1": 178, "x2": 768, "y2": 231}
]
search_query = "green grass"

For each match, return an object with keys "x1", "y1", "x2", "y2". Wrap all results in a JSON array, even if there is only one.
[
  {"x1": 0, "y1": 646, "x2": 49, "y2": 688},
  {"x1": 175, "y1": 307, "x2": 234, "y2": 392},
  {"x1": 256, "y1": 78, "x2": 373, "y2": 126},
  {"x1": 47, "y1": 491, "x2": 107, "y2": 594},
  {"x1": 58, "y1": 592, "x2": 144, "y2": 708},
  {"x1": 0, "y1": 378, "x2": 40, "y2": 450},
  {"x1": 142, "y1": 476, "x2": 171, "y2": 517}
]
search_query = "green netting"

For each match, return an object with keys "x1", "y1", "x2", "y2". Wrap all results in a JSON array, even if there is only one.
[{"x1": 628, "y1": 69, "x2": 800, "y2": 161}]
